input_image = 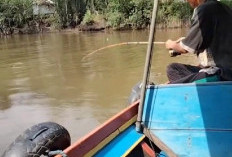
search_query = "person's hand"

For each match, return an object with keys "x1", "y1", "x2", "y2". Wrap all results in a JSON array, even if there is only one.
[
  {"x1": 176, "y1": 37, "x2": 185, "y2": 43},
  {"x1": 166, "y1": 37, "x2": 187, "y2": 55},
  {"x1": 165, "y1": 39, "x2": 175, "y2": 50}
]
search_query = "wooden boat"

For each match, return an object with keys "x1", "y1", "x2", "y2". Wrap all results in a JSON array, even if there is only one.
[{"x1": 54, "y1": 81, "x2": 232, "y2": 157}]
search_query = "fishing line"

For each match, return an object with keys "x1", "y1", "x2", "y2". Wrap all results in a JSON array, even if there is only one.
[{"x1": 82, "y1": 41, "x2": 165, "y2": 61}]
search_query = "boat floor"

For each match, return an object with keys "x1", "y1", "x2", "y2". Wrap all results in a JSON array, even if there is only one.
[{"x1": 142, "y1": 82, "x2": 232, "y2": 157}]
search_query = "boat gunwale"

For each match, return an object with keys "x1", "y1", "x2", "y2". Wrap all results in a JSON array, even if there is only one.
[
  {"x1": 148, "y1": 81, "x2": 232, "y2": 89},
  {"x1": 56, "y1": 100, "x2": 139, "y2": 157}
]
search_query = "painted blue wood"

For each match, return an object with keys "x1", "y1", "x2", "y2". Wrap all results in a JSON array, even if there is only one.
[
  {"x1": 142, "y1": 82, "x2": 232, "y2": 157},
  {"x1": 94, "y1": 125, "x2": 143, "y2": 157}
]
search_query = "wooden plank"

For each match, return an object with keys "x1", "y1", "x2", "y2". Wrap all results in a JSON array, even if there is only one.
[
  {"x1": 143, "y1": 82, "x2": 232, "y2": 157},
  {"x1": 58, "y1": 100, "x2": 139, "y2": 157},
  {"x1": 122, "y1": 135, "x2": 145, "y2": 157},
  {"x1": 140, "y1": 141, "x2": 156, "y2": 157},
  {"x1": 143, "y1": 83, "x2": 232, "y2": 129},
  {"x1": 143, "y1": 128, "x2": 176, "y2": 157},
  {"x1": 147, "y1": 129, "x2": 232, "y2": 157},
  {"x1": 85, "y1": 115, "x2": 137, "y2": 157},
  {"x1": 93, "y1": 125, "x2": 145, "y2": 157}
]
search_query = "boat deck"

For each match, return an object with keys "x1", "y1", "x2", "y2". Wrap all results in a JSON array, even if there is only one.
[
  {"x1": 94, "y1": 125, "x2": 144, "y2": 157},
  {"x1": 142, "y1": 82, "x2": 232, "y2": 157}
]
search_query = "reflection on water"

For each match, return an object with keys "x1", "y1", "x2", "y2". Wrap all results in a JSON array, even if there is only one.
[{"x1": 0, "y1": 29, "x2": 197, "y2": 154}]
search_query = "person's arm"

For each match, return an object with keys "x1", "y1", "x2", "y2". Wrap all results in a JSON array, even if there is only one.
[{"x1": 165, "y1": 39, "x2": 188, "y2": 54}]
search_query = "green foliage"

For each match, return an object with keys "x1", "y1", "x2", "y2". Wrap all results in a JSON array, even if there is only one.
[
  {"x1": 54, "y1": 0, "x2": 86, "y2": 28},
  {"x1": 127, "y1": 0, "x2": 153, "y2": 29},
  {"x1": 221, "y1": 0, "x2": 232, "y2": 8},
  {"x1": 157, "y1": 1, "x2": 193, "y2": 26},
  {"x1": 106, "y1": 11, "x2": 125, "y2": 29},
  {"x1": 0, "y1": 0, "x2": 33, "y2": 34},
  {"x1": 82, "y1": 10, "x2": 95, "y2": 25},
  {"x1": 44, "y1": 14, "x2": 62, "y2": 29},
  {"x1": 106, "y1": 0, "x2": 151, "y2": 29},
  {"x1": 105, "y1": 0, "x2": 192, "y2": 29},
  {"x1": 92, "y1": 0, "x2": 108, "y2": 14}
]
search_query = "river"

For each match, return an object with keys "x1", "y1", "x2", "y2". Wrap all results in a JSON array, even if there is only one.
[{"x1": 0, "y1": 29, "x2": 197, "y2": 154}]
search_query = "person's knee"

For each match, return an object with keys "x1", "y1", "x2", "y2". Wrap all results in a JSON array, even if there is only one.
[{"x1": 166, "y1": 63, "x2": 180, "y2": 73}]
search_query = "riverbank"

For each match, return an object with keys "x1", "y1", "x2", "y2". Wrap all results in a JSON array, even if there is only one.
[{"x1": 0, "y1": 18, "x2": 191, "y2": 36}]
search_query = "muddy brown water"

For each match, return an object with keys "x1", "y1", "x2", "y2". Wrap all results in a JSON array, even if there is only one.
[{"x1": 0, "y1": 29, "x2": 197, "y2": 154}]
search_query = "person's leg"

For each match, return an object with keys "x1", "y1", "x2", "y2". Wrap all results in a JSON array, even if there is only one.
[
  {"x1": 170, "y1": 72, "x2": 219, "y2": 84},
  {"x1": 166, "y1": 63, "x2": 201, "y2": 82}
]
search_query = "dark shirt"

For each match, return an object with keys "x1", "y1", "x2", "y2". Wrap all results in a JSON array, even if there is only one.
[{"x1": 180, "y1": 0, "x2": 232, "y2": 80}]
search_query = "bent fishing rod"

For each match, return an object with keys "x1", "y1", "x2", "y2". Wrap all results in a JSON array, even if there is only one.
[{"x1": 82, "y1": 41, "x2": 165, "y2": 61}]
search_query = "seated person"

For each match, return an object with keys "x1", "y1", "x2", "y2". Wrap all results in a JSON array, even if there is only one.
[{"x1": 165, "y1": 0, "x2": 232, "y2": 84}]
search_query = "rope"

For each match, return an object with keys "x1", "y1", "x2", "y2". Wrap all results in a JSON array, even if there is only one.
[
  {"x1": 48, "y1": 150, "x2": 68, "y2": 157},
  {"x1": 82, "y1": 41, "x2": 165, "y2": 61}
]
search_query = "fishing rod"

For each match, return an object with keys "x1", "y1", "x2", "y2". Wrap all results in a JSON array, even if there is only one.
[{"x1": 82, "y1": 41, "x2": 165, "y2": 61}]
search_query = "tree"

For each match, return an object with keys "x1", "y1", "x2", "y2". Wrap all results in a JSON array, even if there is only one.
[{"x1": 0, "y1": 0, "x2": 33, "y2": 34}]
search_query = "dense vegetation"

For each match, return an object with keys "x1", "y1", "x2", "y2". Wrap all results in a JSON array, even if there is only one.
[
  {"x1": 0, "y1": 0, "x2": 33, "y2": 34},
  {"x1": 0, "y1": 0, "x2": 231, "y2": 35},
  {"x1": 52, "y1": 0, "x2": 193, "y2": 29}
]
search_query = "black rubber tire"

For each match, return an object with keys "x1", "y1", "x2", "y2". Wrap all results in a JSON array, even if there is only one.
[{"x1": 2, "y1": 122, "x2": 71, "y2": 157}]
